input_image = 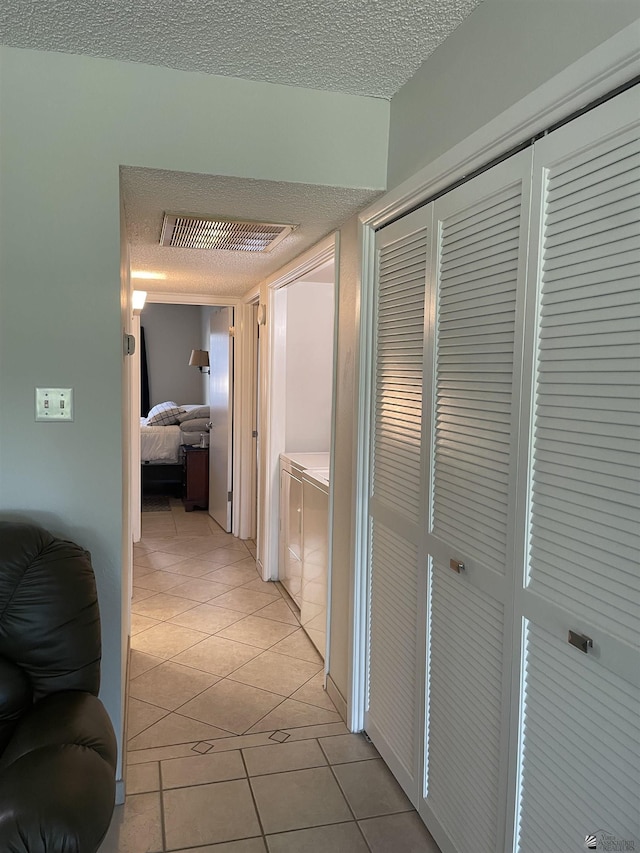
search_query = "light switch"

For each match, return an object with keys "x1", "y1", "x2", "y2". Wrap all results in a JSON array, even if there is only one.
[{"x1": 35, "y1": 388, "x2": 74, "y2": 422}]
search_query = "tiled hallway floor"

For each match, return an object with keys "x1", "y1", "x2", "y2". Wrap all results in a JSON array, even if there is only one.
[{"x1": 100, "y1": 500, "x2": 440, "y2": 853}]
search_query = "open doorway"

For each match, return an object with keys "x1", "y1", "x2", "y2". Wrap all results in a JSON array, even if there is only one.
[
  {"x1": 259, "y1": 235, "x2": 338, "y2": 669},
  {"x1": 132, "y1": 297, "x2": 237, "y2": 540}
]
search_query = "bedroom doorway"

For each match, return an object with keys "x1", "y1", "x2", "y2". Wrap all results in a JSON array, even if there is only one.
[{"x1": 132, "y1": 294, "x2": 240, "y2": 543}]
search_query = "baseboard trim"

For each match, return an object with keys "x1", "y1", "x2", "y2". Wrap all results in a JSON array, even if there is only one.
[{"x1": 326, "y1": 675, "x2": 348, "y2": 725}]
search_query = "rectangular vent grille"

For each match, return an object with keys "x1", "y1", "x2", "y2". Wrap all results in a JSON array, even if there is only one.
[{"x1": 160, "y1": 214, "x2": 294, "y2": 252}]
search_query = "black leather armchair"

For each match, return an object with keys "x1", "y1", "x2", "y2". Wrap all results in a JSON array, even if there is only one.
[{"x1": 0, "y1": 521, "x2": 117, "y2": 852}]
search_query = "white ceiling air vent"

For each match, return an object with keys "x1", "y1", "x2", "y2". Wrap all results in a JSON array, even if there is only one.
[{"x1": 160, "y1": 214, "x2": 295, "y2": 252}]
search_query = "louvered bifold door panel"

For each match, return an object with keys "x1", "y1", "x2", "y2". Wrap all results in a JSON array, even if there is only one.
[
  {"x1": 366, "y1": 207, "x2": 431, "y2": 801},
  {"x1": 421, "y1": 152, "x2": 533, "y2": 853},
  {"x1": 516, "y1": 88, "x2": 640, "y2": 853},
  {"x1": 426, "y1": 564, "x2": 506, "y2": 853},
  {"x1": 526, "y1": 108, "x2": 640, "y2": 645},
  {"x1": 368, "y1": 518, "x2": 421, "y2": 780},
  {"x1": 372, "y1": 226, "x2": 429, "y2": 523},
  {"x1": 518, "y1": 622, "x2": 640, "y2": 853},
  {"x1": 431, "y1": 179, "x2": 523, "y2": 572}
]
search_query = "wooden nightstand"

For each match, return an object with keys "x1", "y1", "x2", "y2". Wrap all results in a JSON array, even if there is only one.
[{"x1": 181, "y1": 445, "x2": 209, "y2": 511}]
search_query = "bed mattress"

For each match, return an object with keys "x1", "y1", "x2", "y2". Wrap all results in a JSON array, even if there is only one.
[{"x1": 140, "y1": 420, "x2": 182, "y2": 464}]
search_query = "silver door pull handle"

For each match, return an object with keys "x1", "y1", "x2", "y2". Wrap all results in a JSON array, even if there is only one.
[
  {"x1": 449, "y1": 559, "x2": 465, "y2": 573},
  {"x1": 568, "y1": 630, "x2": 593, "y2": 654}
]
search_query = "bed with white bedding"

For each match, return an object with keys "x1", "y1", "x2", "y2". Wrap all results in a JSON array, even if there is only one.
[
  {"x1": 140, "y1": 402, "x2": 210, "y2": 494},
  {"x1": 140, "y1": 420, "x2": 183, "y2": 464}
]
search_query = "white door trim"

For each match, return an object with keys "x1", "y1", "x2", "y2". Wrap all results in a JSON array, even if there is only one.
[
  {"x1": 348, "y1": 221, "x2": 376, "y2": 732},
  {"x1": 141, "y1": 291, "x2": 243, "y2": 534},
  {"x1": 239, "y1": 289, "x2": 261, "y2": 537},
  {"x1": 146, "y1": 292, "x2": 239, "y2": 306},
  {"x1": 233, "y1": 302, "x2": 258, "y2": 539},
  {"x1": 259, "y1": 233, "x2": 338, "y2": 584},
  {"x1": 130, "y1": 314, "x2": 141, "y2": 543},
  {"x1": 349, "y1": 20, "x2": 640, "y2": 734}
]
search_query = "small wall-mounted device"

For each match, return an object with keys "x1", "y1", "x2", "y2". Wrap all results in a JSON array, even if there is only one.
[
  {"x1": 124, "y1": 333, "x2": 136, "y2": 356},
  {"x1": 35, "y1": 388, "x2": 74, "y2": 422}
]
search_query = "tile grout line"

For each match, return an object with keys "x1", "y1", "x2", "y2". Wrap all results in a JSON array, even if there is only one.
[
  {"x1": 326, "y1": 759, "x2": 376, "y2": 852},
  {"x1": 158, "y1": 759, "x2": 168, "y2": 852},
  {"x1": 242, "y1": 740, "x2": 365, "y2": 849},
  {"x1": 240, "y1": 749, "x2": 268, "y2": 844},
  {"x1": 238, "y1": 690, "x2": 291, "y2": 737}
]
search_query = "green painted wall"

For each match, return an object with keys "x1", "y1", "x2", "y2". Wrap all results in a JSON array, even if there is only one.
[
  {"x1": 0, "y1": 45, "x2": 389, "y2": 777},
  {"x1": 388, "y1": 0, "x2": 640, "y2": 188}
]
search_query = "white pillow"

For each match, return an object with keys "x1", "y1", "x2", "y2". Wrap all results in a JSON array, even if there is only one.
[
  {"x1": 147, "y1": 401, "x2": 184, "y2": 426},
  {"x1": 177, "y1": 406, "x2": 210, "y2": 424},
  {"x1": 179, "y1": 418, "x2": 211, "y2": 433}
]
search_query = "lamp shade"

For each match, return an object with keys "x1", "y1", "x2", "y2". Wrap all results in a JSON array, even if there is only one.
[{"x1": 189, "y1": 349, "x2": 209, "y2": 368}]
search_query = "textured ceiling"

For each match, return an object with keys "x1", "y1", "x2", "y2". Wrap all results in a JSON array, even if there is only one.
[
  {"x1": 0, "y1": 0, "x2": 481, "y2": 98},
  {"x1": 121, "y1": 167, "x2": 381, "y2": 296},
  {"x1": 5, "y1": 0, "x2": 482, "y2": 297}
]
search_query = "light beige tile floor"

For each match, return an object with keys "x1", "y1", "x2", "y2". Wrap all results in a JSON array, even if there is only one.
[{"x1": 100, "y1": 500, "x2": 440, "y2": 853}]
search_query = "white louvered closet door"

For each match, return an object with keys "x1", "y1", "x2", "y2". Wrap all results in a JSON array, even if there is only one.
[
  {"x1": 365, "y1": 207, "x2": 431, "y2": 801},
  {"x1": 514, "y1": 88, "x2": 640, "y2": 853},
  {"x1": 420, "y1": 152, "x2": 533, "y2": 853}
]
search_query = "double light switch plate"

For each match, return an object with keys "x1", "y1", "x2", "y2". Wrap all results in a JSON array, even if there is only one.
[{"x1": 35, "y1": 388, "x2": 74, "y2": 421}]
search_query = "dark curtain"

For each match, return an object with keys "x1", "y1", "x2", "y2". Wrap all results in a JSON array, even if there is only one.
[{"x1": 140, "y1": 326, "x2": 150, "y2": 416}]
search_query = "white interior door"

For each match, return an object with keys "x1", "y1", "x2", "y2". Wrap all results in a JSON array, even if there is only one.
[{"x1": 209, "y1": 306, "x2": 234, "y2": 531}]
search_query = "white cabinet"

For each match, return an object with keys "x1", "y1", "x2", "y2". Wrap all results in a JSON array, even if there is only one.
[
  {"x1": 279, "y1": 467, "x2": 303, "y2": 607},
  {"x1": 301, "y1": 470, "x2": 329, "y2": 658},
  {"x1": 279, "y1": 453, "x2": 329, "y2": 612}
]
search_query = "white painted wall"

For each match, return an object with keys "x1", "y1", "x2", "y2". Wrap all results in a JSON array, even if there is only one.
[
  {"x1": 285, "y1": 281, "x2": 334, "y2": 452},
  {"x1": 387, "y1": 0, "x2": 640, "y2": 188},
  {"x1": 200, "y1": 307, "x2": 213, "y2": 405},
  {"x1": 143, "y1": 303, "x2": 206, "y2": 409},
  {"x1": 0, "y1": 45, "x2": 388, "y2": 784}
]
